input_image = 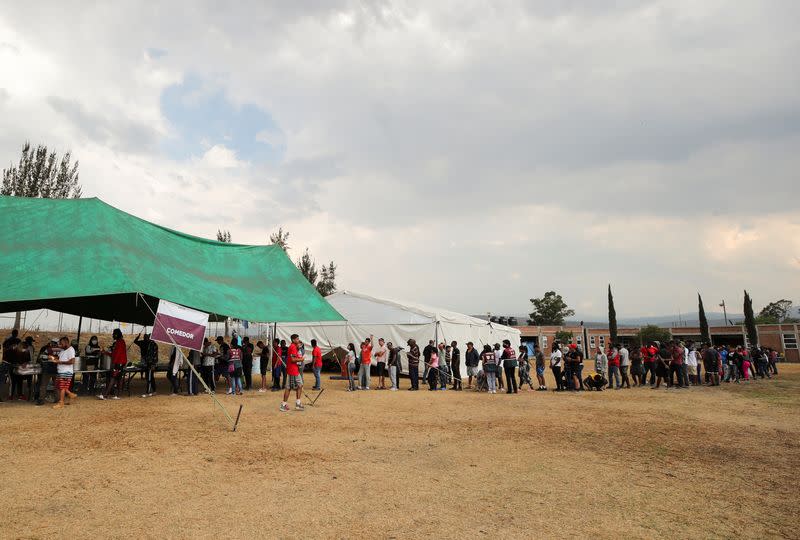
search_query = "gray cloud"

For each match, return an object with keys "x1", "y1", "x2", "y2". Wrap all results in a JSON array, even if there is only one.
[
  {"x1": 46, "y1": 96, "x2": 160, "y2": 153},
  {"x1": 0, "y1": 1, "x2": 798, "y2": 317}
]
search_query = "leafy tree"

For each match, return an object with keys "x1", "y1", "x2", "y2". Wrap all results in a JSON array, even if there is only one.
[
  {"x1": 269, "y1": 227, "x2": 290, "y2": 252},
  {"x1": 216, "y1": 229, "x2": 231, "y2": 243},
  {"x1": 296, "y1": 248, "x2": 318, "y2": 286},
  {"x1": 528, "y1": 291, "x2": 575, "y2": 326},
  {"x1": 637, "y1": 325, "x2": 671, "y2": 346},
  {"x1": 756, "y1": 299, "x2": 797, "y2": 324},
  {"x1": 743, "y1": 290, "x2": 758, "y2": 347},
  {"x1": 698, "y1": 293, "x2": 710, "y2": 344},
  {"x1": 2, "y1": 142, "x2": 81, "y2": 198},
  {"x1": 554, "y1": 330, "x2": 573, "y2": 345},
  {"x1": 608, "y1": 284, "x2": 618, "y2": 345},
  {"x1": 316, "y1": 261, "x2": 337, "y2": 296},
  {"x1": 3, "y1": 142, "x2": 82, "y2": 327}
]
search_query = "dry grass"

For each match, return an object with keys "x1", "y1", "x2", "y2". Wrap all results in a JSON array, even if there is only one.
[{"x1": 2, "y1": 361, "x2": 799, "y2": 539}]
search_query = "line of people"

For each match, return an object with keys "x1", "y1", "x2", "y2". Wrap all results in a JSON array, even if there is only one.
[{"x1": 3, "y1": 326, "x2": 785, "y2": 411}]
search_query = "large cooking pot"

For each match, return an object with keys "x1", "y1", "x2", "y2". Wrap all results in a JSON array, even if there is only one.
[
  {"x1": 99, "y1": 352, "x2": 112, "y2": 370},
  {"x1": 72, "y1": 356, "x2": 83, "y2": 372}
]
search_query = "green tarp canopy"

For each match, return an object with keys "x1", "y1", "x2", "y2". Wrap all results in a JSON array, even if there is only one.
[{"x1": 0, "y1": 196, "x2": 345, "y2": 325}]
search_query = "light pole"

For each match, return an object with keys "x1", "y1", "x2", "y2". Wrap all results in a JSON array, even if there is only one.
[{"x1": 719, "y1": 300, "x2": 728, "y2": 326}]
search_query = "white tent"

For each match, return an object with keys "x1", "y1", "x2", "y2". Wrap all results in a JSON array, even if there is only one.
[{"x1": 276, "y1": 290, "x2": 521, "y2": 374}]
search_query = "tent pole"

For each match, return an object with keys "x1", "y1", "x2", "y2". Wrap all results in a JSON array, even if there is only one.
[{"x1": 76, "y1": 316, "x2": 83, "y2": 351}]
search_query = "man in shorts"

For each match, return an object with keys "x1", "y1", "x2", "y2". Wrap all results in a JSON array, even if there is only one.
[
  {"x1": 534, "y1": 345, "x2": 547, "y2": 391},
  {"x1": 280, "y1": 334, "x2": 305, "y2": 412},
  {"x1": 374, "y1": 338, "x2": 388, "y2": 389},
  {"x1": 50, "y1": 336, "x2": 78, "y2": 409},
  {"x1": 464, "y1": 342, "x2": 480, "y2": 388}
]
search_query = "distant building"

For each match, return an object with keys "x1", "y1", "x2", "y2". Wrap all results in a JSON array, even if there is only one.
[{"x1": 511, "y1": 322, "x2": 799, "y2": 362}]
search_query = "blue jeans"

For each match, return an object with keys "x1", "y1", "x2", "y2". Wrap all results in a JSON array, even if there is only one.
[
  {"x1": 608, "y1": 365, "x2": 621, "y2": 388},
  {"x1": 312, "y1": 366, "x2": 322, "y2": 389},
  {"x1": 409, "y1": 366, "x2": 419, "y2": 389}
]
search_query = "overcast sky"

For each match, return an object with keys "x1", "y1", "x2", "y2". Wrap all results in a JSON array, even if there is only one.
[{"x1": 1, "y1": 1, "x2": 797, "y2": 320}]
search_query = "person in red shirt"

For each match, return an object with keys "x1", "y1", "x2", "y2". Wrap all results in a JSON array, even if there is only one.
[
  {"x1": 99, "y1": 328, "x2": 127, "y2": 400},
  {"x1": 280, "y1": 334, "x2": 305, "y2": 412},
  {"x1": 641, "y1": 343, "x2": 657, "y2": 387},
  {"x1": 358, "y1": 336, "x2": 373, "y2": 390},
  {"x1": 607, "y1": 345, "x2": 621, "y2": 389},
  {"x1": 669, "y1": 341, "x2": 685, "y2": 388},
  {"x1": 311, "y1": 339, "x2": 323, "y2": 391}
]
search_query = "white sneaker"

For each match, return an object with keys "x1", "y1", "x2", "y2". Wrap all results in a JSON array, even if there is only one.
[
  {"x1": 365, "y1": 387, "x2": 370, "y2": 390},
  {"x1": 258, "y1": 389, "x2": 265, "y2": 393},
  {"x1": 391, "y1": 387, "x2": 397, "y2": 391},
  {"x1": 141, "y1": 394, "x2": 148, "y2": 398},
  {"x1": 148, "y1": 393, "x2": 155, "y2": 397},
  {"x1": 97, "y1": 395, "x2": 105, "y2": 400},
  {"x1": 112, "y1": 396, "x2": 120, "y2": 400}
]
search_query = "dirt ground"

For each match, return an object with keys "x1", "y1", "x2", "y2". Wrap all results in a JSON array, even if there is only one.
[{"x1": 2, "y1": 361, "x2": 799, "y2": 539}]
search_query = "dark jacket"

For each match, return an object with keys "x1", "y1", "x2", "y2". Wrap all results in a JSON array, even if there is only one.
[{"x1": 465, "y1": 348, "x2": 480, "y2": 367}]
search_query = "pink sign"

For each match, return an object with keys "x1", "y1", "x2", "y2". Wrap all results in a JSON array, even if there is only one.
[{"x1": 151, "y1": 300, "x2": 208, "y2": 351}]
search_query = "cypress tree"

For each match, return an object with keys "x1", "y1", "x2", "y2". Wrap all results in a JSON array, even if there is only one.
[
  {"x1": 608, "y1": 284, "x2": 618, "y2": 345},
  {"x1": 698, "y1": 293, "x2": 710, "y2": 344},
  {"x1": 743, "y1": 290, "x2": 758, "y2": 348}
]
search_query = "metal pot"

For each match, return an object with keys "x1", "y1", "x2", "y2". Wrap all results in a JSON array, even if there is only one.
[
  {"x1": 72, "y1": 356, "x2": 83, "y2": 372},
  {"x1": 99, "y1": 352, "x2": 112, "y2": 370}
]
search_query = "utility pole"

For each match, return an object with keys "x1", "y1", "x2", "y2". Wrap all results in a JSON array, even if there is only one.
[{"x1": 719, "y1": 300, "x2": 728, "y2": 325}]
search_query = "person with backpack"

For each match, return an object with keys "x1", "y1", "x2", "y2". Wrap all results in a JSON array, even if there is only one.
[
  {"x1": 493, "y1": 343, "x2": 505, "y2": 391},
  {"x1": 517, "y1": 345, "x2": 534, "y2": 391},
  {"x1": 480, "y1": 345, "x2": 498, "y2": 394},
  {"x1": 501, "y1": 340, "x2": 518, "y2": 394}
]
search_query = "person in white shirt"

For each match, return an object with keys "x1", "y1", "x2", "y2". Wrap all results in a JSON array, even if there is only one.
[
  {"x1": 619, "y1": 345, "x2": 631, "y2": 389},
  {"x1": 685, "y1": 342, "x2": 699, "y2": 385},
  {"x1": 594, "y1": 348, "x2": 608, "y2": 378},
  {"x1": 374, "y1": 338, "x2": 388, "y2": 390},
  {"x1": 49, "y1": 336, "x2": 77, "y2": 409},
  {"x1": 550, "y1": 344, "x2": 564, "y2": 391}
]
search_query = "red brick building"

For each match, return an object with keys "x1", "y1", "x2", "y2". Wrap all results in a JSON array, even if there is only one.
[{"x1": 514, "y1": 323, "x2": 799, "y2": 362}]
